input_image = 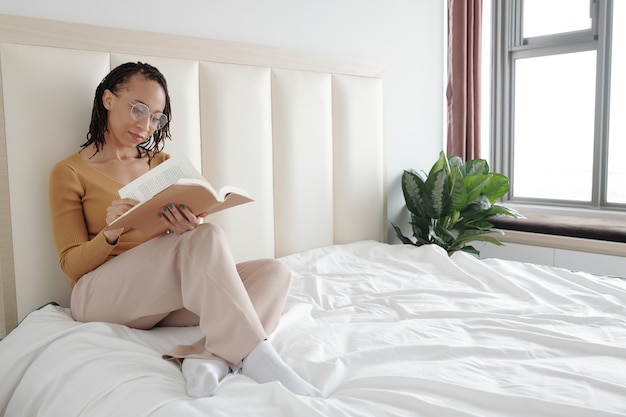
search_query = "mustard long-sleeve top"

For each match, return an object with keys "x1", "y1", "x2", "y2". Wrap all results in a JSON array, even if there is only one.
[{"x1": 48, "y1": 151, "x2": 170, "y2": 287}]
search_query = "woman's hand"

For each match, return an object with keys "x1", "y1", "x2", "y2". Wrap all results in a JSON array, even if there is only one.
[
  {"x1": 158, "y1": 204, "x2": 204, "y2": 235},
  {"x1": 104, "y1": 198, "x2": 139, "y2": 244}
]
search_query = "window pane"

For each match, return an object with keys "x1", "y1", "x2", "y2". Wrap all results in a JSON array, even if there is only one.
[
  {"x1": 523, "y1": 0, "x2": 592, "y2": 38},
  {"x1": 512, "y1": 51, "x2": 596, "y2": 201},
  {"x1": 607, "y1": 1, "x2": 626, "y2": 204}
]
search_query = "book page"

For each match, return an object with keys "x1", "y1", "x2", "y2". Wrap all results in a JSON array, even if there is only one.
[{"x1": 118, "y1": 157, "x2": 205, "y2": 202}]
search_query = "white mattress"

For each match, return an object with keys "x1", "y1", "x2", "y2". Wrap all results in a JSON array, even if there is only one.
[{"x1": 1, "y1": 241, "x2": 625, "y2": 416}]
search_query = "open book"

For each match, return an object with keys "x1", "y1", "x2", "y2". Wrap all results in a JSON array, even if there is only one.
[{"x1": 106, "y1": 156, "x2": 253, "y2": 236}]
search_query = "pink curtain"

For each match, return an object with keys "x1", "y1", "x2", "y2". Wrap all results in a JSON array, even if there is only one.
[{"x1": 446, "y1": 0, "x2": 482, "y2": 161}]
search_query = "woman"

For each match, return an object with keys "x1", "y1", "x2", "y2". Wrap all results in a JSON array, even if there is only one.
[{"x1": 48, "y1": 61, "x2": 322, "y2": 398}]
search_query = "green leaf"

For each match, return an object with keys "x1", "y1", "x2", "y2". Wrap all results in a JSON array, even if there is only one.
[
  {"x1": 401, "y1": 170, "x2": 427, "y2": 217},
  {"x1": 429, "y1": 225, "x2": 456, "y2": 248},
  {"x1": 480, "y1": 173, "x2": 510, "y2": 203},
  {"x1": 464, "y1": 174, "x2": 491, "y2": 203},
  {"x1": 424, "y1": 169, "x2": 451, "y2": 218},
  {"x1": 458, "y1": 245, "x2": 480, "y2": 256},
  {"x1": 451, "y1": 229, "x2": 497, "y2": 246},
  {"x1": 465, "y1": 158, "x2": 489, "y2": 175},
  {"x1": 463, "y1": 194, "x2": 492, "y2": 214},
  {"x1": 486, "y1": 204, "x2": 523, "y2": 219},
  {"x1": 428, "y1": 151, "x2": 449, "y2": 177},
  {"x1": 390, "y1": 222, "x2": 415, "y2": 245},
  {"x1": 447, "y1": 155, "x2": 464, "y2": 176},
  {"x1": 454, "y1": 229, "x2": 494, "y2": 245},
  {"x1": 449, "y1": 165, "x2": 468, "y2": 211},
  {"x1": 410, "y1": 214, "x2": 430, "y2": 241},
  {"x1": 448, "y1": 210, "x2": 461, "y2": 226},
  {"x1": 473, "y1": 235, "x2": 506, "y2": 246}
]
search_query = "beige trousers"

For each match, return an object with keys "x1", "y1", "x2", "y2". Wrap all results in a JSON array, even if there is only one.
[{"x1": 70, "y1": 223, "x2": 292, "y2": 369}]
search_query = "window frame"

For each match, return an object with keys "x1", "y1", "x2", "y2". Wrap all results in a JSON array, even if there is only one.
[{"x1": 491, "y1": 0, "x2": 618, "y2": 211}]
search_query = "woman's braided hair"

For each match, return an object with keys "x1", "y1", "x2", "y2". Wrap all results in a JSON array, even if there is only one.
[{"x1": 82, "y1": 62, "x2": 172, "y2": 159}]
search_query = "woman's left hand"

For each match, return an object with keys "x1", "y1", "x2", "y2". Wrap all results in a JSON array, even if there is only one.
[{"x1": 158, "y1": 204, "x2": 205, "y2": 235}]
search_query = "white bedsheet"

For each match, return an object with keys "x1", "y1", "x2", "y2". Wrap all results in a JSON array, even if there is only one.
[{"x1": 1, "y1": 241, "x2": 625, "y2": 416}]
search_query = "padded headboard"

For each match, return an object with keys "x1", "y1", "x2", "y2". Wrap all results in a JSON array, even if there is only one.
[{"x1": 0, "y1": 14, "x2": 385, "y2": 336}]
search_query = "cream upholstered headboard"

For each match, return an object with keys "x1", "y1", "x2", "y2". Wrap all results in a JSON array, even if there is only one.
[{"x1": 0, "y1": 14, "x2": 385, "y2": 337}]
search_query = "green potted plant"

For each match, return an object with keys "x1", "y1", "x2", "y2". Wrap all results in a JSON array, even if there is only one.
[{"x1": 391, "y1": 151, "x2": 522, "y2": 256}]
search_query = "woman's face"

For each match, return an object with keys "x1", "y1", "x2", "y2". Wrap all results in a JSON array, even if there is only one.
[{"x1": 102, "y1": 74, "x2": 167, "y2": 149}]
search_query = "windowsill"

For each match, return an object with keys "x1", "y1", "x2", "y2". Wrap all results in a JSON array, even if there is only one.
[{"x1": 490, "y1": 206, "x2": 626, "y2": 257}]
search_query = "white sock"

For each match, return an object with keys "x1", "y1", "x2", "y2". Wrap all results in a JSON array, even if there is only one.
[
  {"x1": 241, "y1": 340, "x2": 323, "y2": 397},
  {"x1": 182, "y1": 358, "x2": 230, "y2": 397}
]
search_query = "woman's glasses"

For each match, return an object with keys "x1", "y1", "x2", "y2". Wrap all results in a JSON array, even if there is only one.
[{"x1": 117, "y1": 96, "x2": 168, "y2": 130}]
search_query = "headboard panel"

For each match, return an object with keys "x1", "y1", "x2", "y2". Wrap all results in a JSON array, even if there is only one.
[
  {"x1": 200, "y1": 62, "x2": 275, "y2": 260},
  {"x1": 0, "y1": 14, "x2": 385, "y2": 336},
  {"x1": 272, "y1": 69, "x2": 335, "y2": 256}
]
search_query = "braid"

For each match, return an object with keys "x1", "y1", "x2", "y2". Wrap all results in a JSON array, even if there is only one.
[{"x1": 81, "y1": 62, "x2": 172, "y2": 159}]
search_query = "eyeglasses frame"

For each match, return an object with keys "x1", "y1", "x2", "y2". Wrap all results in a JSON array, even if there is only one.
[{"x1": 112, "y1": 93, "x2": 169, "y2": 131}]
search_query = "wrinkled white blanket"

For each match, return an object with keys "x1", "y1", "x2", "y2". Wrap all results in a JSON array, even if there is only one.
[{"x1": 1, "y1": 241, "x2": 625, "y2": 416}]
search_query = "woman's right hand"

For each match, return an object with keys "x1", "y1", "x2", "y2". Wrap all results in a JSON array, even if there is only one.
[{"x1": 104, "y1": 198, "x2": 139, "y2": 244}]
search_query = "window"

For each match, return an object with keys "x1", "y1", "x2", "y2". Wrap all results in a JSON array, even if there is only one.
[{"x1": 492, "y1": 0, "x2": 623, "y2": 210}]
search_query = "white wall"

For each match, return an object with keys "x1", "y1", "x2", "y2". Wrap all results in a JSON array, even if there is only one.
[
  {"x1": 478, "y1": 241, "x2": 626, "y2": 279},
  {"x1": 0, "y1": 0, "x2": 445, "y2": 242}
]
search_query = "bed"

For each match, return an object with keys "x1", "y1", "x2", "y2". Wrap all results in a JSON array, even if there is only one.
[{"x1": 1, "y1": 14, "x2": 626, "y2": 417}]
